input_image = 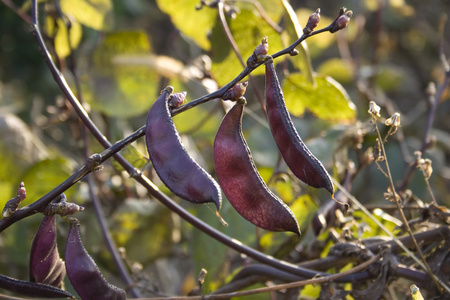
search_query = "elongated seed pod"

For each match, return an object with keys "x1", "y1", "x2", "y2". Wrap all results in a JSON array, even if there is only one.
[
  {"x1": 29, "y1": 215, "x2": 66, "y2": 288},
  {"x1": 214, "y1": 99, "x2": 300, "y2": 236},
  {"x1": 265, "y1": 57, "x2": 334, "y2": 194},
  {"x1": 146, "y1": 87, "x2": 222, "y2": 209},
  {"x1": 0, "y1": 274, "x2": 73, "y2": 298},
  {"x1": 65, "y1": 219, "x2": 126, "y2": 300}
]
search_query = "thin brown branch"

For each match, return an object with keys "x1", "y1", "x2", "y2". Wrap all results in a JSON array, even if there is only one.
[
  {"x1": 142, "y1": 253, "x2": 381, "y2": 300},
  {"x1": 1, "y1": 0, "x2": 32, "y2": 24}
]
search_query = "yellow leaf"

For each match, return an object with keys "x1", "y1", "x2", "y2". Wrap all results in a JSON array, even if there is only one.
[
  {"x1": 45, "y1": 17, "x2": 83, "y2": 58},
  {"x1": 60, "y1": 0, "x2": 113, "y2": 31}
]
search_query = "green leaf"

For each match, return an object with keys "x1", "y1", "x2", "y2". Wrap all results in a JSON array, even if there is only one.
[
  {"x1": 21, "y1": 158, "x2": 75, "y2": 206},
  {"x1": 0, "y1": 114, "x2": 50, "y2": 208},
  {"x1": 283, "y1": 73, "x2": 356, "y2": 123},
  {"x1": 45, "y1": 17, "x2": 83, "y2": 58},
  {"x1": 60, "y1": 0, "x2": 113, "y2": 31},
  {"x1": 85, "y1": 31, "x2": 159, "y2": 118},
  {"x1": 210, "y1": 8, "x2": 284, "y2": 86},
  {"x1": 111, "y1": 145, "x2": 148, "y2": 172},
  {"x1": 317, "y1": 58, "x2": 354, "y2": 85},
  {"x1": 156, "y1": 0, "x2": 217, "y2": 50}
]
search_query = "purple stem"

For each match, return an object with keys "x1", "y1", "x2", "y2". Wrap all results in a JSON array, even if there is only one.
[{"x1": 19, "y1": 0, "x2": 374, "y2": 288}]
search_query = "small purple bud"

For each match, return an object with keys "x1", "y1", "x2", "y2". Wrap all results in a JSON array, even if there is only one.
[
  {"x1": 168, "y1": 91, "x2": 187, "y2": 109},
  {"x1": 222, "y1": 81, "x2": 248, "y2": 101},
  {"x1": 303, "y1": 8, "x2": 321, "y2": 35},
  {"x1": 247, "y1": 37, "x2": 268, "y2": 68},
  {"x1": 331, "y1": 11, "x2": 352, "y2": 33},
  {"x1": 254, "y1": 36, "x2": 268, "y2": 61},
  {"x1": 17, "y1": 182, "x2": 26, "y2": 201},
  {"x1": 2, "y1": 182, "x2": 27, "y2": 218}
]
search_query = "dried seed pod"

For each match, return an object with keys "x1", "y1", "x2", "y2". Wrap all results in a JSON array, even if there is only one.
[
  {"x1": 29, "y1": 214, "x2": 66, "y2": 288},
  {"x1": 146, "y1": 87, "x2": 222, "y2": 210},
  {"x1": 65, "y1": 219, "x2": 126, "y2": 300},
  {"x1": 0, "y1": 274, "x2": 73, "y2": 298},
  {"x1": 264, "y1": 57, "x2": 334, "y2": 195},
  {"x1": 213, "y1": 99, "x2": 300, "y2": 236}
]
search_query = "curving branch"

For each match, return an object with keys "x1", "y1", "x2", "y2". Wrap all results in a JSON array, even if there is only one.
[{"x1": 3, "y1": 1, "x2": 371, "y2": 294}]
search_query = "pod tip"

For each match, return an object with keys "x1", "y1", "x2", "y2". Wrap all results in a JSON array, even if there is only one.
[{"x1": 216, "y1": 211, "x2": 228, "y2": 227}]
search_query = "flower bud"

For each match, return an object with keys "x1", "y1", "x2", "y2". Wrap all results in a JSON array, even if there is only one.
[
  {"x1": 222, "y1": 81, "x2": 248, "y2": 101},
  {"x1": 303, "y1": 9, "x2": 321, "y2": 35},
  {"x1": 168, "y1": 91, "x2": 187, "y2": 109},
  {"x1": 247, "y1": 37, "x2": 268, "y2": 68},
  {"x1": 331, "y1": 10, "x2": 352, "y2": 33}
]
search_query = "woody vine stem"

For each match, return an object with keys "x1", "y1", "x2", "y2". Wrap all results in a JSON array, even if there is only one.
[{"x1": 1, "y1": 0, "x2": 444, "y2": 297}]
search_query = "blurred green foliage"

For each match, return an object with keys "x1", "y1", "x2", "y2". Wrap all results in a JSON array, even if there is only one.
[{"x1": 0, "y1": 0, "x2": 449, "y2": 298}]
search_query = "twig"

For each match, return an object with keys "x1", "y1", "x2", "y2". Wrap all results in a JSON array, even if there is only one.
[
  {"x1": 333, "y1": 179, "x2": 450, "y2": 293},
  {"x1": 87, "y1": 174, "x2": 142, "y2": 298},
  {"x1": 1, "y1": 0, "x2": 32, "y2": 24},
  {"x1": 140, "y1": 254, "x2": 381, "y2": 300},
  {"x1": 27, "y1": 0, "x2": 376, "y2": 284},
  {"x1": 216, "y1": 0, "x2": 266, "y2": 110},
  {"x1": 372, "y1": 118, "x2": 444, "y2": 292},
  {"x1": 398, "y1": 32, "x2": 450, "y2": 192}
]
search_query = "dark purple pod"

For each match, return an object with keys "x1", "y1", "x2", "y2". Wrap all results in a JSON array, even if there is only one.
[
  {"x1": 0, "y1": 274, "x2": 73, "y2": 298},
  {"x1": 265, "y1": 57, "x2": 334, "y2": 195},
  {"x1": 29, "y1": 214, "x2": 66, "y2": 288},
  {"x1": 146, "y1": 87, "x2": 222, "y2": 210},
  {"x1": 214, "y1": 99, "x2": 300, "y2": 236},
  {"x1": 65, "y1": 219, "x2": 126, "y2": 300}
]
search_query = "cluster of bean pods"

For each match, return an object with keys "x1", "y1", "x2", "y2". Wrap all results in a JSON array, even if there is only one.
[
  {"x1": 213, "y1": 99, "x2": 301, "y2": 236},
  {"x1": 1, "y1": 205, "x2": 126, "y2": 299},
  {"x1": 144, "y1": 39, "x2": 334, "y2": 235}
]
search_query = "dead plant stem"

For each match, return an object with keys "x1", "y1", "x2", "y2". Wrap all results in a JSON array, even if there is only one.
[{"x1": 372, "y1": 117, "x2": 444, "y2": 292}]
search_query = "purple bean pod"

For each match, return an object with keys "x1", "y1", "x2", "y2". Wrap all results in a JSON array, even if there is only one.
[
  {"x1": 65, "y1": 219, "x2": 127, "y2": 300},
  {"x1": 214, "y1": 99, "x2": 300, "y2": 236},
  {"x1": 146, "y1": 86, "x2": 222, "y2": 210},
  {"x1": 264, "y1": 56, "x2": 334, "y2": 195},
  {"x1": 0, "y1": 274, "x2": 73, "y2": 298},
  {"x1": 29, "y1": 214, "x2": 66, "y2": 288}
]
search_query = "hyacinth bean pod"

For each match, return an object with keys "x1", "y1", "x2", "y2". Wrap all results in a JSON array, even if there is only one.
[
  {"x1": 65, "y1": 219, "x2": 126, "y2": 300},
  {"x1": 29, "y1": 214, "x2": 66, "y2": 288},
  {"x1": 213, "y1": 99, "x2": 301, "y2": 236},
  {"x1": 0, "y1": 274, "x2": 73, "y2": 298},
  {"x1": 264, "y1": 57, "x2": 334, "y2": 195},
  {"x1": 146, "y1": 87, "x2": 222, "y2": 210}
]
